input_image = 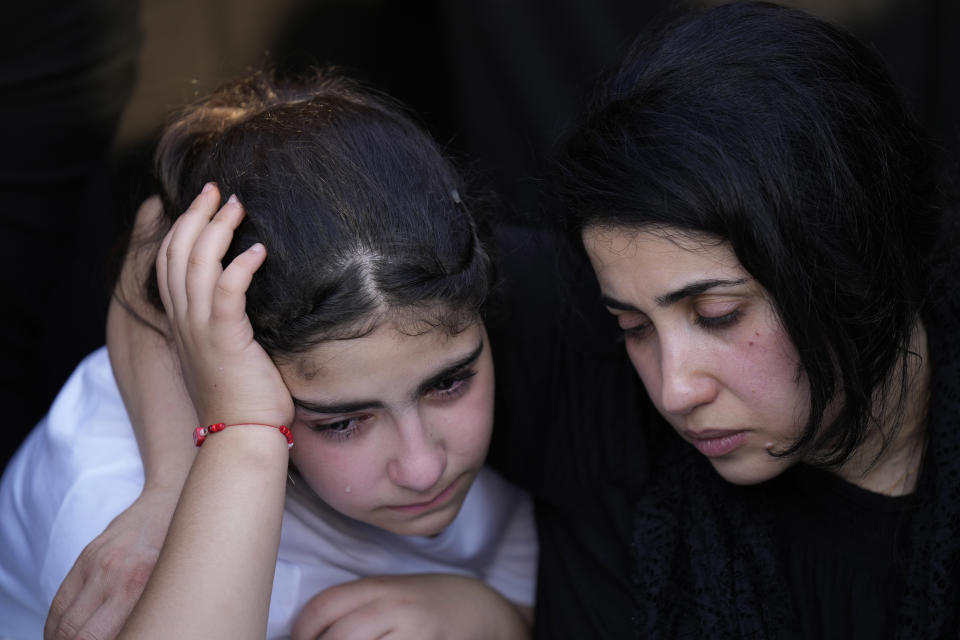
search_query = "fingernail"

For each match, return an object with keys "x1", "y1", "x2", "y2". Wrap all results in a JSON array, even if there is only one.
[
  {"x1": 250, "y1": 242, "x2": 265, "y2": 254},
  {"x1": 227, "y1": 194, "x2": 239, "y2": 205},
  {"x1": 202, "y1": 182, "x2": 215, "y2": 193}
]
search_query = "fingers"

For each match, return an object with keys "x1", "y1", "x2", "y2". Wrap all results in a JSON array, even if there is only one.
[
  {"x1": 292, "y1": 578, "x2": 397, "y2": 640},
  {"x1": 312, "y1": 600, "x2": 394, "y2": 640},
  {"x1": 159, "y1": 183, "x2": 225, "y2": 320},
  {"x1": 183, "y1": 194, "x2": 249, "y2": 323},
  {"x1": 49, "y1": 586, "x2": 108, "y2": 640},
  {"x1": 46, "y1": 589, "x2": 140, "y2": 640},
  {"x1": 291, "y1": 582, "x2": 371, "y2": 640},
  {"x1": 211, "y1": 242, "x2": 267, "y2": 324},
  {"x1": 158, "y1": 185, "x2": 260, "y2": 337},
  {"x1": 45, "y1": 538, "x2": 105, "y2": 639},
  {"x1": 44, "y1": 562, "x2": 136, "y2": 640}
]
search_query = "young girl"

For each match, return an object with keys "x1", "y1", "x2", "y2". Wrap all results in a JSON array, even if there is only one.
[
  {"x1": 554, "y1": 1, "x2": 959, "y2": 637},
  {"x1": 0, "y1": 69, "x2": 535, "y2": 639}
]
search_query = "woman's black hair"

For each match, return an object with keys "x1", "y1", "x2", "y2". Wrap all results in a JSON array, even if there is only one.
[
  {"x1": 150, "y1": 68, "x2": 494, "y2": 358},
  {"x1": 553, "y1": 1, "x2": 946, "y2": 466}
]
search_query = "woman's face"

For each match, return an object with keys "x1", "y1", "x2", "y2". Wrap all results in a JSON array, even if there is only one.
[
  {"x1": 583, "y1": 226, "x2": 809, "y2": 485},
  {"x1": 278, "y1": 320, "x2": 494, "y2": 537}
]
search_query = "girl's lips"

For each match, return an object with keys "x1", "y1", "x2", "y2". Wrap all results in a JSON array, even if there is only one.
[
  {"x1": 388, "y1": 476, "x2": 460, "y2": 514},
  {"x1": 686, "y1": 430, "x2": 748, "y2": 457}
]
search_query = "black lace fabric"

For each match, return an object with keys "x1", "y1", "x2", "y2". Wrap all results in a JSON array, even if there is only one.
[
  {"x1": 632, "y1": 433, "x2": 798, "y2": 638},
  {"x1": 630, "y1": 271, "x2": 960, "y2": 639},
  {"x1": 897, "y1": 269, "x2": 960, "y2": 637}
]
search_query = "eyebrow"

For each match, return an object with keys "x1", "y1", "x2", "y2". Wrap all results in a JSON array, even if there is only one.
[
  {"x1": 600, "y1": 278, "x2": 748, "y2": 311},
  {"x1": 291, "y1": 339, "x2": 485, "y2": 415},
  {"x1": 414, "y1": 340, "x2": 485, "y2": 399}
]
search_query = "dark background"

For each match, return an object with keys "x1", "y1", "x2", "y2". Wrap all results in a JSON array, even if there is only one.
[{"x1": 2, "y1": 0, "x2": 958, "y2": 470}]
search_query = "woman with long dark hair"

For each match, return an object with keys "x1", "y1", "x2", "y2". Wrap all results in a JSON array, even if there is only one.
[{"x1": 556, "y1": 2, "x2": 959, "y2": 636}]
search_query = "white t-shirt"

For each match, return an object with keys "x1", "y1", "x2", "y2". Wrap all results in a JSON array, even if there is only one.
[{"x1": 0, "y1": 348, "x2": 537, "y2": 639}]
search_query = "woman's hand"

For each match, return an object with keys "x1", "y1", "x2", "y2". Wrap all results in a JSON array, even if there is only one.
[
  {"x1": 45, "y1": 195, "x2": 196, "y2": 640},
  {"x1": 156, "y1": 184, "x2": 293, "y2": 429},
  {"x1": 44, "y1": 486, "x2": 180, "y2": 640},
  {"x1": 291, "y1": 574, "x2": 532, "y2": 640}
]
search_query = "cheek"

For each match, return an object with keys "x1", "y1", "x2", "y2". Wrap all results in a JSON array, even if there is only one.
[
  {"x1": 728, "y1": 333, "x2": 809, "y2": 423},
  {"x1": 440, "y1": 374, "x2": 495, "y2": 460},
  {"x1": 290, "y1": 440, "x2": 382, "y2": 506}
]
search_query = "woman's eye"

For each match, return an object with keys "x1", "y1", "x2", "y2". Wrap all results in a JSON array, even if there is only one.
[
  {"x1": 611, "y1": 309, "x2": 652, "y2": 343},
  {"x1": 426, "y1": 371, "x2": 476, "y2": 400},
  {"x1": 695, "y1": 309, "x2": 740, "y2": 330},
  {"x1": 617, "y1": 322, "x2": 652, "y2": 342}
]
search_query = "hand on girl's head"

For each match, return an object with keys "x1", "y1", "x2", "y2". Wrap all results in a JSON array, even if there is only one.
[{"x1": 156, "y1": 183, "x2": 293, "y2": 430}]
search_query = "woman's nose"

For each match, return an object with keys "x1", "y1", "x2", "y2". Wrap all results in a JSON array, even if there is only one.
[
  {"x1": 656, "y1": 338, "x2": 718, "y2": 415},
  {"x1": 387, "y1": 412, "x2": 447, "y2": 493}
]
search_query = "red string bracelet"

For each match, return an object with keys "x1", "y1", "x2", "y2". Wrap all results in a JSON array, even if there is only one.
[{"x1": 193, "y1": 423, "x2": 294, "y2": 449}]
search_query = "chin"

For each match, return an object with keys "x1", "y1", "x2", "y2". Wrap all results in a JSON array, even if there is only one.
[
  {"x1": 380, "y1": 503, "x2": 461, "y2": 538},
  {"x1": 709, "y1": 455, "x2": 791, "y2": 486}
]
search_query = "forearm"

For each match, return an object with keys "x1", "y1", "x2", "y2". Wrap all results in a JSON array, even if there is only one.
[
  {"x1": 119, "y1": 187, "x2": 297, "y2": 638},
  {"x1": 107, "y1": 195, "x2": 196, "y2": 493},
  {"x1": 107, "y1": 294, "x2": 196, "y2": 492},
  {"x1": 119, "y1": 426, "x2": 289, "y2": 639}
]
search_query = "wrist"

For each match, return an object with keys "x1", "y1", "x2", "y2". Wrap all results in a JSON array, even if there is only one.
[
  {"x1": 192, "y1": 425, "x2": 292, "y2": 475},
  {"x1": 194, "y1": 422, "x2": 293, "y2": 449}
]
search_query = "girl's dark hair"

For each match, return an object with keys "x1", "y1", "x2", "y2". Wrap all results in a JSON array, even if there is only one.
[
  {"x1": 151, "y1": 68, "x2": 493, "y2": 358},
  {"x1": 554, "y1": 1, "x2": 945, "y2": 466}
]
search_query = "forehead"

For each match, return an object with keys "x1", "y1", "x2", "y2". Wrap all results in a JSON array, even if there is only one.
[
  {"x1": 278, "y1": 321, "x2": 484, "y2": 397},
  {"x1": 582, "y1": 225, "x2": 742, "y2": 282}
]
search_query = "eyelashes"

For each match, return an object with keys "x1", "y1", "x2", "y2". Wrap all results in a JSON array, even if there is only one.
[
  {"x1": 694, "y1": 310, "x2": 741, "y2": 330},
  {"x1": 616, "y1": 309, "x2": 742, "y2": 342},
  {"x1": 425, "y1": 369, "x2": 477, "y2": 401},
  {"x1": 304, "y1": 368, "x2": 478, "y2": 442},
  {"x1": 311, "y1": 416, "x2": 368, "y2": 442},
  {"x1": 616, "y1": 323, "x2": 652, "y2": 342}
]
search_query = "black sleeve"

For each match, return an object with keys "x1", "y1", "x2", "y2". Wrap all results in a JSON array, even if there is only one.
[{"x1": 486, "y1": 225, "x2": 654, "y2": 637}]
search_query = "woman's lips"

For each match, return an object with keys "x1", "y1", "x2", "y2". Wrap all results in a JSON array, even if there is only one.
[{"x1": 686, "y1": 430, "x2": 748, "y2": 457}]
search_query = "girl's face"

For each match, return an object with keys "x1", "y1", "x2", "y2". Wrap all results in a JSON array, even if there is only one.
[
  {"x1": 278, "y1": 320, "x2": 494, "y2": 537},
  {"x1": 583, "y1": 226, "x2": 809, "y2": 485}
]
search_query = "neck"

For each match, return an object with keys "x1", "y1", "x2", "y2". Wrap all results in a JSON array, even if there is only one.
[{"x1": 833, "y1": 321, "x2": 931, "y2": 496}]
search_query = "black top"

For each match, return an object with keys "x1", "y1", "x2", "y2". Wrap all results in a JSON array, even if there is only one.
[{"x1": 776, "y1": 465, "x2": 918, "y2": 640}]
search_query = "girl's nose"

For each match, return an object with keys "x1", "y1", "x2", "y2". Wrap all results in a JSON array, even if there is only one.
[{"x1": 386, "y1": 412, "x2": 447, "y2": 493}]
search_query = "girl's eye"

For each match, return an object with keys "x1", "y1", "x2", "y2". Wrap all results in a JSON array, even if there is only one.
[
  {"x1": 310, "y1": 416, "x2": 366, "y2": 442},
  {"x1": 695, "y1": 309, "x2": 741, "y2": 330},
  {"x1": 426, "y1": 370, "x2": 476, "y2": 400}
]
